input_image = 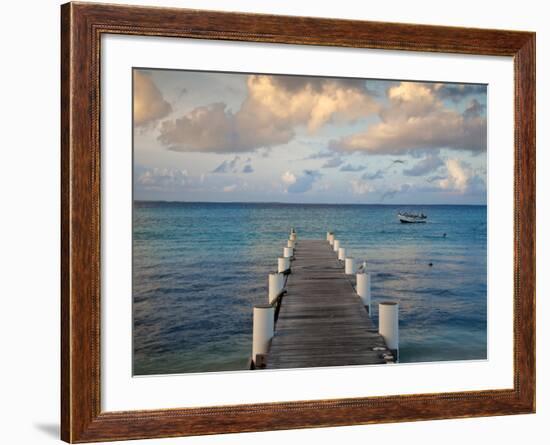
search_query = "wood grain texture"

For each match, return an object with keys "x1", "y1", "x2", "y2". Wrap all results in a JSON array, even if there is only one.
[
  {"x1": 60, "y1": 2, "x2": 536, "y2": 442},
  {"x1": 266, "y1": 240, "x2": 390, "y2": 369}
]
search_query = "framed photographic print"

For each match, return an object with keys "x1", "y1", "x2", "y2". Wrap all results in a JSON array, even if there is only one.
[{"x1": 61, "y1": 2, "x2": 535, "y2": 442}]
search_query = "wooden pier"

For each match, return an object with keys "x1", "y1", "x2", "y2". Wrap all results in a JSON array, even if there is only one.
[{"x1": 258, "y1": 239, "x2": 394, "y2": 370}]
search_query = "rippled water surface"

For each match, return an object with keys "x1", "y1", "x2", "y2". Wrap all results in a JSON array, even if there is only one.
[{"x1": 133, "y1": 202, "x2": 487, "y2": 375}]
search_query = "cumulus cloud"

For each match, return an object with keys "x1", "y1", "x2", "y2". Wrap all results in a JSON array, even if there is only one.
[
  {"x1": 247, "y1": 75, "x2": 379, "y2": 133},
  {"x1": 159, "y1": 103, "x2": 243, "y2": 153},
  {"x1": 428, "y1": 158, "x2": 486, "y2": 196},
  {"x1": 340, "y1": 164, "x2": 367, "y2": 172},
  {"x1": 133, "y1": 71, "x2": 172, "y2": 127},
  {"x1": 136, "y1": 167, "x2": 188, "y2": 191},
  {"x1": 158, "y1": 74, "x2": 379, "y2": 153},
  {"x1": 403, "y1": 153, "x2": 444, "y2": 176},
  {"x1": 330, "y1": 81, "x2": 486, "y2": 155},
  {"x1": 282, "y1": 170, "x2": 321, "y2": 193},
  {"x1": 281, "y1": 171, "x2": 297, "y2": 185},
  {"x1": 350, "y1": 179, "x2": 375, "y2": 195},
  {"x1": 437, "y1": 159, "x2": 473, "y2": 192}
]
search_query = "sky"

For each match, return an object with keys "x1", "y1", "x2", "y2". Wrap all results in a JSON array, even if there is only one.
[{"x1": 133, "y1": 68, "x2": 487, "y2": 205}]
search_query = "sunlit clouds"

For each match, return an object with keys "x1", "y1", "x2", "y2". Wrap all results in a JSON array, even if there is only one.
[
  {"x1": 156, "y1": 75, "x2": 378, "y2": 153},
  {"x1": 133, "y1": 71, "x2": 172, "y2": 127},
  {"x1": 437, "y1": 159, "x2": 480, "y2": 193},
  {"x1": 133, "y1": 69, "x2": 487, "y2": 204},
  {"x1": 330, "y1": 82, "x2": 486, "y2": 155},
  {"x1": 281, "y1": 170, "x2": 322, "y2": 193},
  {"x1": 281, "y1": 171, "x2": 297, "y2": 185}
]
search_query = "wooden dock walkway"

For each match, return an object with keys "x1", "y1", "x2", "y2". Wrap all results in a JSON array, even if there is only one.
[{"x1": 265, "y1": 239, "x2": 391, "y2": 369}]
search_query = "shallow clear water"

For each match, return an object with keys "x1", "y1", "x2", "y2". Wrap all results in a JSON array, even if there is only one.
[{"x1": 133, "y1": 202, "x2": 487, "y2": 375}]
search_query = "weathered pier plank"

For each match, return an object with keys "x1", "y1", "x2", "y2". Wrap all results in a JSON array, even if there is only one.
[{"x1": 265, "y1": 239, "x2": 390, "y2": 369}]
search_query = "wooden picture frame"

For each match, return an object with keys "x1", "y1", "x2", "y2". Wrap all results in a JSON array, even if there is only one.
[{"x1": 61, "y1": 2, "x2": 535, "y2": 442}]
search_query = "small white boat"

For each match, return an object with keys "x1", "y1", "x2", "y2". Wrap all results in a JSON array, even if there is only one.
[{"x1": 398, "y1": 212, "x2": 427, "y2": 223}]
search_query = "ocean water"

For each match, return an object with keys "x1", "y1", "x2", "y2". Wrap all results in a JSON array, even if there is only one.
[{"x1": 133, "y1": 202, "x2": 487, "y2": 375}]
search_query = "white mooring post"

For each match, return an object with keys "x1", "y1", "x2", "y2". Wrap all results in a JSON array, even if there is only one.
[
  {"x1": 356, "y1": 272, "x2": 371, "y2": 314},
  {"x1": 283, "y1": 246, "x2": 294, "y2": 258},
  {"x1": 268, "y1": 272, "x2": 285, "y2": 304},
  {"x1": 287, "y1": 239, "x2": 296, "y2": 248},
  {"x1": 278, "y1": 256, "x2": 290, "y2": 273},
  {"x1": 345, "y1": 257, "x2": 357, "y2": 274},
  {"x1": 333, "y1": 239, "x2": 340, "y2": 252},
  {"x1": 290, "y1": 233, "x2": 297, "y2": 242},
  {"x1": 328, "y1": 233, "x2": 335, "y2": 246},
  {"x1": 252, "y1": 304, "x2": 275, "y2": 365},
  {"x1": 338, "y1": 247, "x2": 346, "y2": 261},
  {"x1": 326, "y1": 231, "x2": 333, "y2": 241},
  {"x1": 379, "y1": 302, "x2": 399, "y2": 361}
]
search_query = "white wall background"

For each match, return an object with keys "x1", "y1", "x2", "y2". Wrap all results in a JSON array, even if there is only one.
[{"x1": 0, "y1": 0, "x2": 546, "y2": 444}]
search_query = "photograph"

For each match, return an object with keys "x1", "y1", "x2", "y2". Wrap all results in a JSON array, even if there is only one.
[
  {"x1": 132, "y1": 68, "x2": 488, "y2": 375},
  {"x1": 55, "y1": 1, "x2": 536, "y2": 442}
]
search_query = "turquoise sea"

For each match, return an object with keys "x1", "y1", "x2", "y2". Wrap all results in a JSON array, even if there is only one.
[{"x1": 133, "y1": 202, "x2": 487, "y2": 375}]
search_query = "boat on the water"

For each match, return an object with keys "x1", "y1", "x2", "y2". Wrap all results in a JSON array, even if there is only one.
[{"x1": 398, "y1": 212, "x2": 427, "y2": 223}]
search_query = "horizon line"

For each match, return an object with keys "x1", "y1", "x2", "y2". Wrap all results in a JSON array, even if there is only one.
[{"x1": 134, "y1": 199, "x2": 487, "y2": 206}]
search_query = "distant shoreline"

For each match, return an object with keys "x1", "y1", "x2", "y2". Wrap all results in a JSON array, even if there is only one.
[{"x1": 134, "y1": 199, "x2": 487, "y2": 207}]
